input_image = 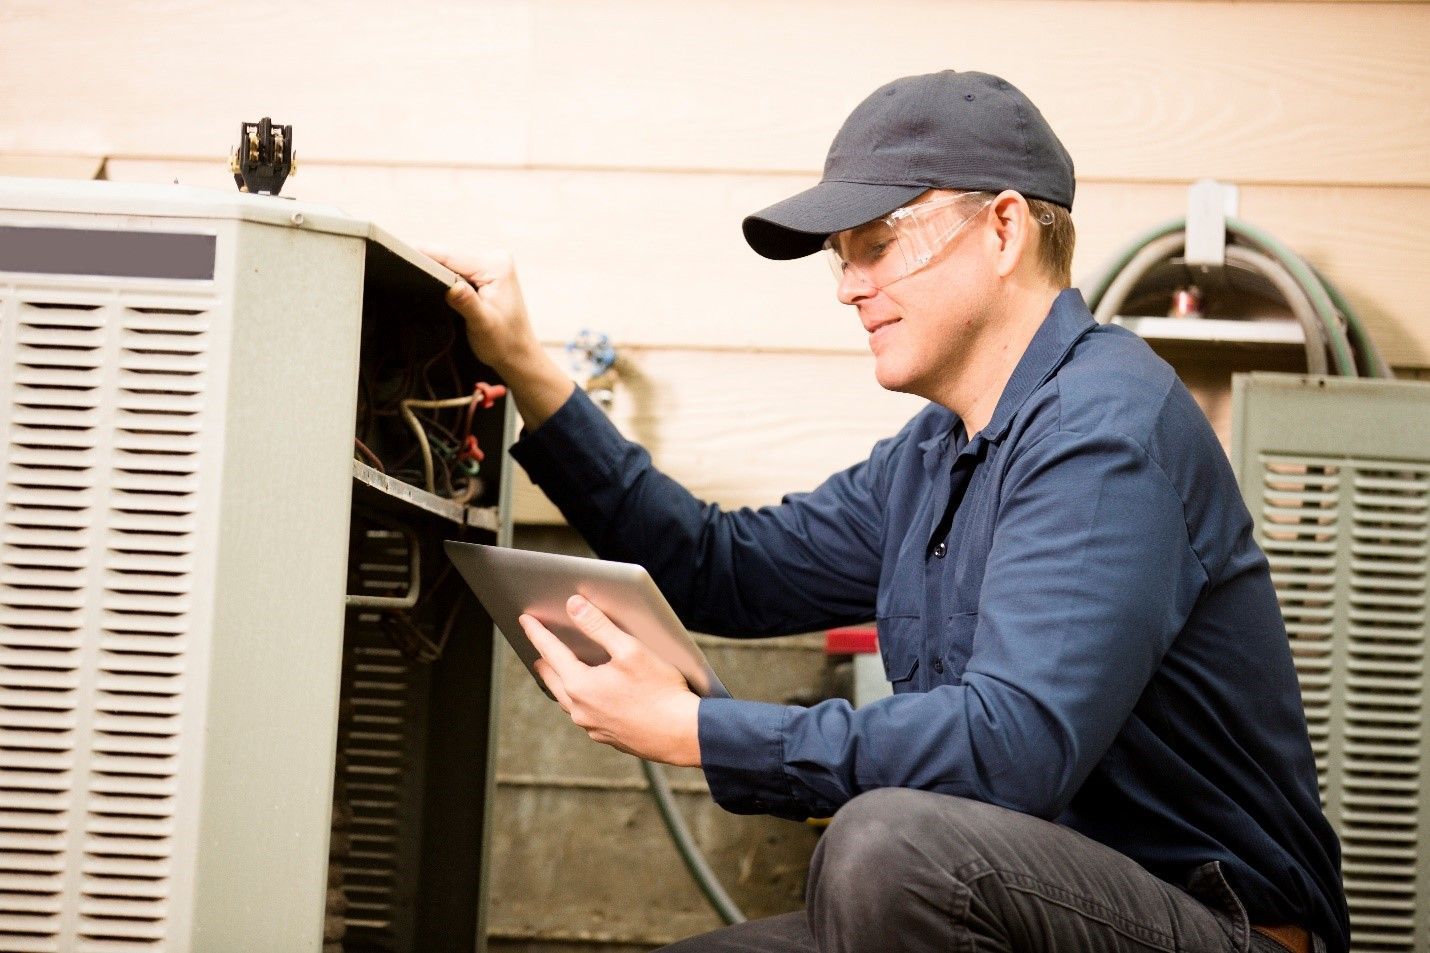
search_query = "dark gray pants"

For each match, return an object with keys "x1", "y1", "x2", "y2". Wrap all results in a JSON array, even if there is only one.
[{"x1": 661, "y1": 789, "x2": 1314, "y2": 953}]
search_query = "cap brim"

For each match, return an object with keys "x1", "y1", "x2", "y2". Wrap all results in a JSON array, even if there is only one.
[{"x1": 742, "y1": 180, "x2": 928, "y2": 260}]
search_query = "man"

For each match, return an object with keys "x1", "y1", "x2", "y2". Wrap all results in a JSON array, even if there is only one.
[{"x1": 430, "y1": 70, "x2": 1348, "y2": 952}]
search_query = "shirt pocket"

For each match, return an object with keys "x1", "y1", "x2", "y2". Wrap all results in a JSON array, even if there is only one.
[
  {"x1": 875, "y1": 615, "x2": 921, "y2": 693},
  {"x1": 942, "y1": 609, "x2": 979, "y2": 681}
]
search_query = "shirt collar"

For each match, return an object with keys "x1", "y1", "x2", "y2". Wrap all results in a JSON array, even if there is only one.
[
  {"x1": 918, "y1": 419, "x2": 962, "y2": 477},
  {"x1": 917, "y1": 288, "x2": 1095, "y2": 472},
  {"x1": 980, "y1": 288, "x2": 1096, "y2": 444}
]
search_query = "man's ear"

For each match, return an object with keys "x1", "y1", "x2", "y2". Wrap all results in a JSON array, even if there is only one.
[{"x1": 989, "y1": 190, "x2": 1033, "y2": 280}]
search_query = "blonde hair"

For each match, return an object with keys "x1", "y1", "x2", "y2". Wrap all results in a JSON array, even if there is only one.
[{"x1": 1026, "y1": 198, "x2": 1075, "y2": 288}]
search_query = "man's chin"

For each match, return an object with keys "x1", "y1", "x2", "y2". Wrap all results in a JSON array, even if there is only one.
[{"x1": 872, "y1": 361, "x2": 917, "y2": 397}]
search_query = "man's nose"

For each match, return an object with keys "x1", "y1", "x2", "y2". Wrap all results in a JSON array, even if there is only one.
[{"x1": 836, "y1": 265, "x2": 876, "y2": 306}]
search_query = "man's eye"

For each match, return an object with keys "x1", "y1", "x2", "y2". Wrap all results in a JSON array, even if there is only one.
[{"x1": 856, "y1": 240, "x2": 891, "y2": 265}]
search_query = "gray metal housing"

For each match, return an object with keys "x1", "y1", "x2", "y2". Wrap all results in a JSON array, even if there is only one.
[
  {"x1": 1232, "y1": 372, "x2": 1430, "y2": 953},
  {"x1": 0, "y1": 178, "x2": 510, "y2": 952}
]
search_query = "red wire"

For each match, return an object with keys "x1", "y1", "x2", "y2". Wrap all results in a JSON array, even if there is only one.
[{"x1": 353, "y1": 436, "x2": 385, "y2": 472}]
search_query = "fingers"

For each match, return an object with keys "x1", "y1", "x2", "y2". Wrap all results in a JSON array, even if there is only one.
[
  {"x1": 520, "y1": 613, "x2": 582, "y2": 683},
  {"x1": 532, "y1": 658, "x2": 573, "y2": 711},
  {"x1": 420, "y1": 246, "x2": 514, "y2": 288},
  {"x1": 565, "y1": 595, "x2": 638, "y2": 659},
  {"x1": 415, "y1": 243, "x2": 452, "y2": 266},
  {"x1": 445, "y1": 279, "x2": 480, "y2": 316}
]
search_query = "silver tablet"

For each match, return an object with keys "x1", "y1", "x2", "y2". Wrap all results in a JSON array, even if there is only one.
[{"x1": 444, "y1": 541, "x2": 730, "y2": 700}]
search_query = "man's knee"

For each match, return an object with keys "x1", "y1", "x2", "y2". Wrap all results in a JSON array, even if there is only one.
[
  {"x1": 811, "y1": 788, "x2": 998, "y2": 901},
  {"x1": 808, "y1": 790, "x2": 1018, "y2": 951}
]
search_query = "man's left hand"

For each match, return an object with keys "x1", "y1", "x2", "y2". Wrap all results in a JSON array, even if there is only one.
[{"x1": 521, "y1": 595, "x2": 702, "y2": 767}]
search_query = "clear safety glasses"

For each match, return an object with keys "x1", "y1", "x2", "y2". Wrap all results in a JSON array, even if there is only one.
[{"x1": 824, "y1": 193, "x2": 993, "y2": 290}]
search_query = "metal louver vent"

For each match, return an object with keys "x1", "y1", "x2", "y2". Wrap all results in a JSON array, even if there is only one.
[
  {"x1": 333, "y1": 527, "x2": 431, "y2": 952},
  {"x1": 1344, "y1": 464, "x2": 1426, "y2": 952},
  {"x1": 1262, "y1": 460, "x2": 1340, "y2": 788},
  {"x1": 1259, "y1": 454, "x2": 1428, "y2": 953},
  {"x1": 1, "y1": 297, "x2": 210, "y2": 952}
]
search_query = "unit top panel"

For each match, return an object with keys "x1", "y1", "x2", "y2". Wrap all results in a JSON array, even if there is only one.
[{"x1": 0, "y1": 176, "x2": 457, "y2": 290}]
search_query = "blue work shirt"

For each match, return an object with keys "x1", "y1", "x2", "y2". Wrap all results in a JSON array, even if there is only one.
[{"x1": 511, "y1": 289, "x2": 1348, "y2": 950}]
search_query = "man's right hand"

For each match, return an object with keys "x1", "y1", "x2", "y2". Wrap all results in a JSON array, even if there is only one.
[
  {"x1": 424, "y1": 248, "x2": 539, "y2": 376},
  {"x1": 423, "y1": 248, "x2": 575, "y2": 430}
]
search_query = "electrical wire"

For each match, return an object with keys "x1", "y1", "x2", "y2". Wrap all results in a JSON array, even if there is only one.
[
  {"x1": 400, "y1": 395, "x2": 485, "y2": 494},
  {"x1": 413, "y1": 318, "x2": 459, "y2": 402},
  {"x1": 354, "y1": 311, "x2": 513, "y2": 503},
  {"x1": 397, "y1": 383, "x2": 507, "y2": 495},
  {"x1": 448, "y1": 478, "x2": 483, "y2": 507},
  {"x1": 353, "y1": 436, "x2": 385, "y2": 472}
]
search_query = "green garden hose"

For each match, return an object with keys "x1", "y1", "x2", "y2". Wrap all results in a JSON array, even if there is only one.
[
  {"x1": 1081, "y1": 216, "x2": 1387, "y2": 379},
  {"x1": 641, "y1": 758, "x2": 747, "y2": 925}
]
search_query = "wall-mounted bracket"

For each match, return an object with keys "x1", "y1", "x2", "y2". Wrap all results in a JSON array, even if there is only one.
[{"x1": 1183, "y1": 178, "x2": 1240, "y2": 270}]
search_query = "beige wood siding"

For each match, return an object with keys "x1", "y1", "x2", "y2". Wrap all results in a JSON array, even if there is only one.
[
  {"x1": 3, "y1": 0, "x2": 1426, "y2": 526},
  {"x1": 5, "y1": 6, "x2": 1425, "y2": 948}
]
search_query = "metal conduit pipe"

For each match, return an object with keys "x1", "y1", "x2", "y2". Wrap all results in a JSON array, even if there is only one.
[{"x1": 345, "y1": 528, "x2": 421, "y2": 610}]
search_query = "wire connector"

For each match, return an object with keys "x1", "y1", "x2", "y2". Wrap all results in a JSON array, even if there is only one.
[{"x1": 231, "y1": 117, "x2": 295, "y2": 196}]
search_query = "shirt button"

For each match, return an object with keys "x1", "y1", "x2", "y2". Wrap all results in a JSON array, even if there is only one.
[
  {"x1": 932, "y1": 541, "x2": 948, "y2": 558},
  {"x1": 933, "y1": 658, "x2": 945, "y2": 674}
]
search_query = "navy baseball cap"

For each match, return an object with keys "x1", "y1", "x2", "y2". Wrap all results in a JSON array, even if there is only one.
[{"x1": 743, "y1": 70, "x2": 1075, "y2": 260}]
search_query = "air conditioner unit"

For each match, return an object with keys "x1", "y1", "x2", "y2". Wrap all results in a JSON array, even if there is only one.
[
  {"x1": 0, "y1": 178, "x2": 512, "y2": 952},
  {"x1": 1232, "y1": 372, "x2": 1430, "y2": 953}
]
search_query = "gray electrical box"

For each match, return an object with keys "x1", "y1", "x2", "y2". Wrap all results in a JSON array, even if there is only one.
[
  {"x1": 0, "y1": 178, "x2": 512, "y2": 952},
  {"x1": 1231, "y1": 372, "x2": 1430, "y2": 953}
]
